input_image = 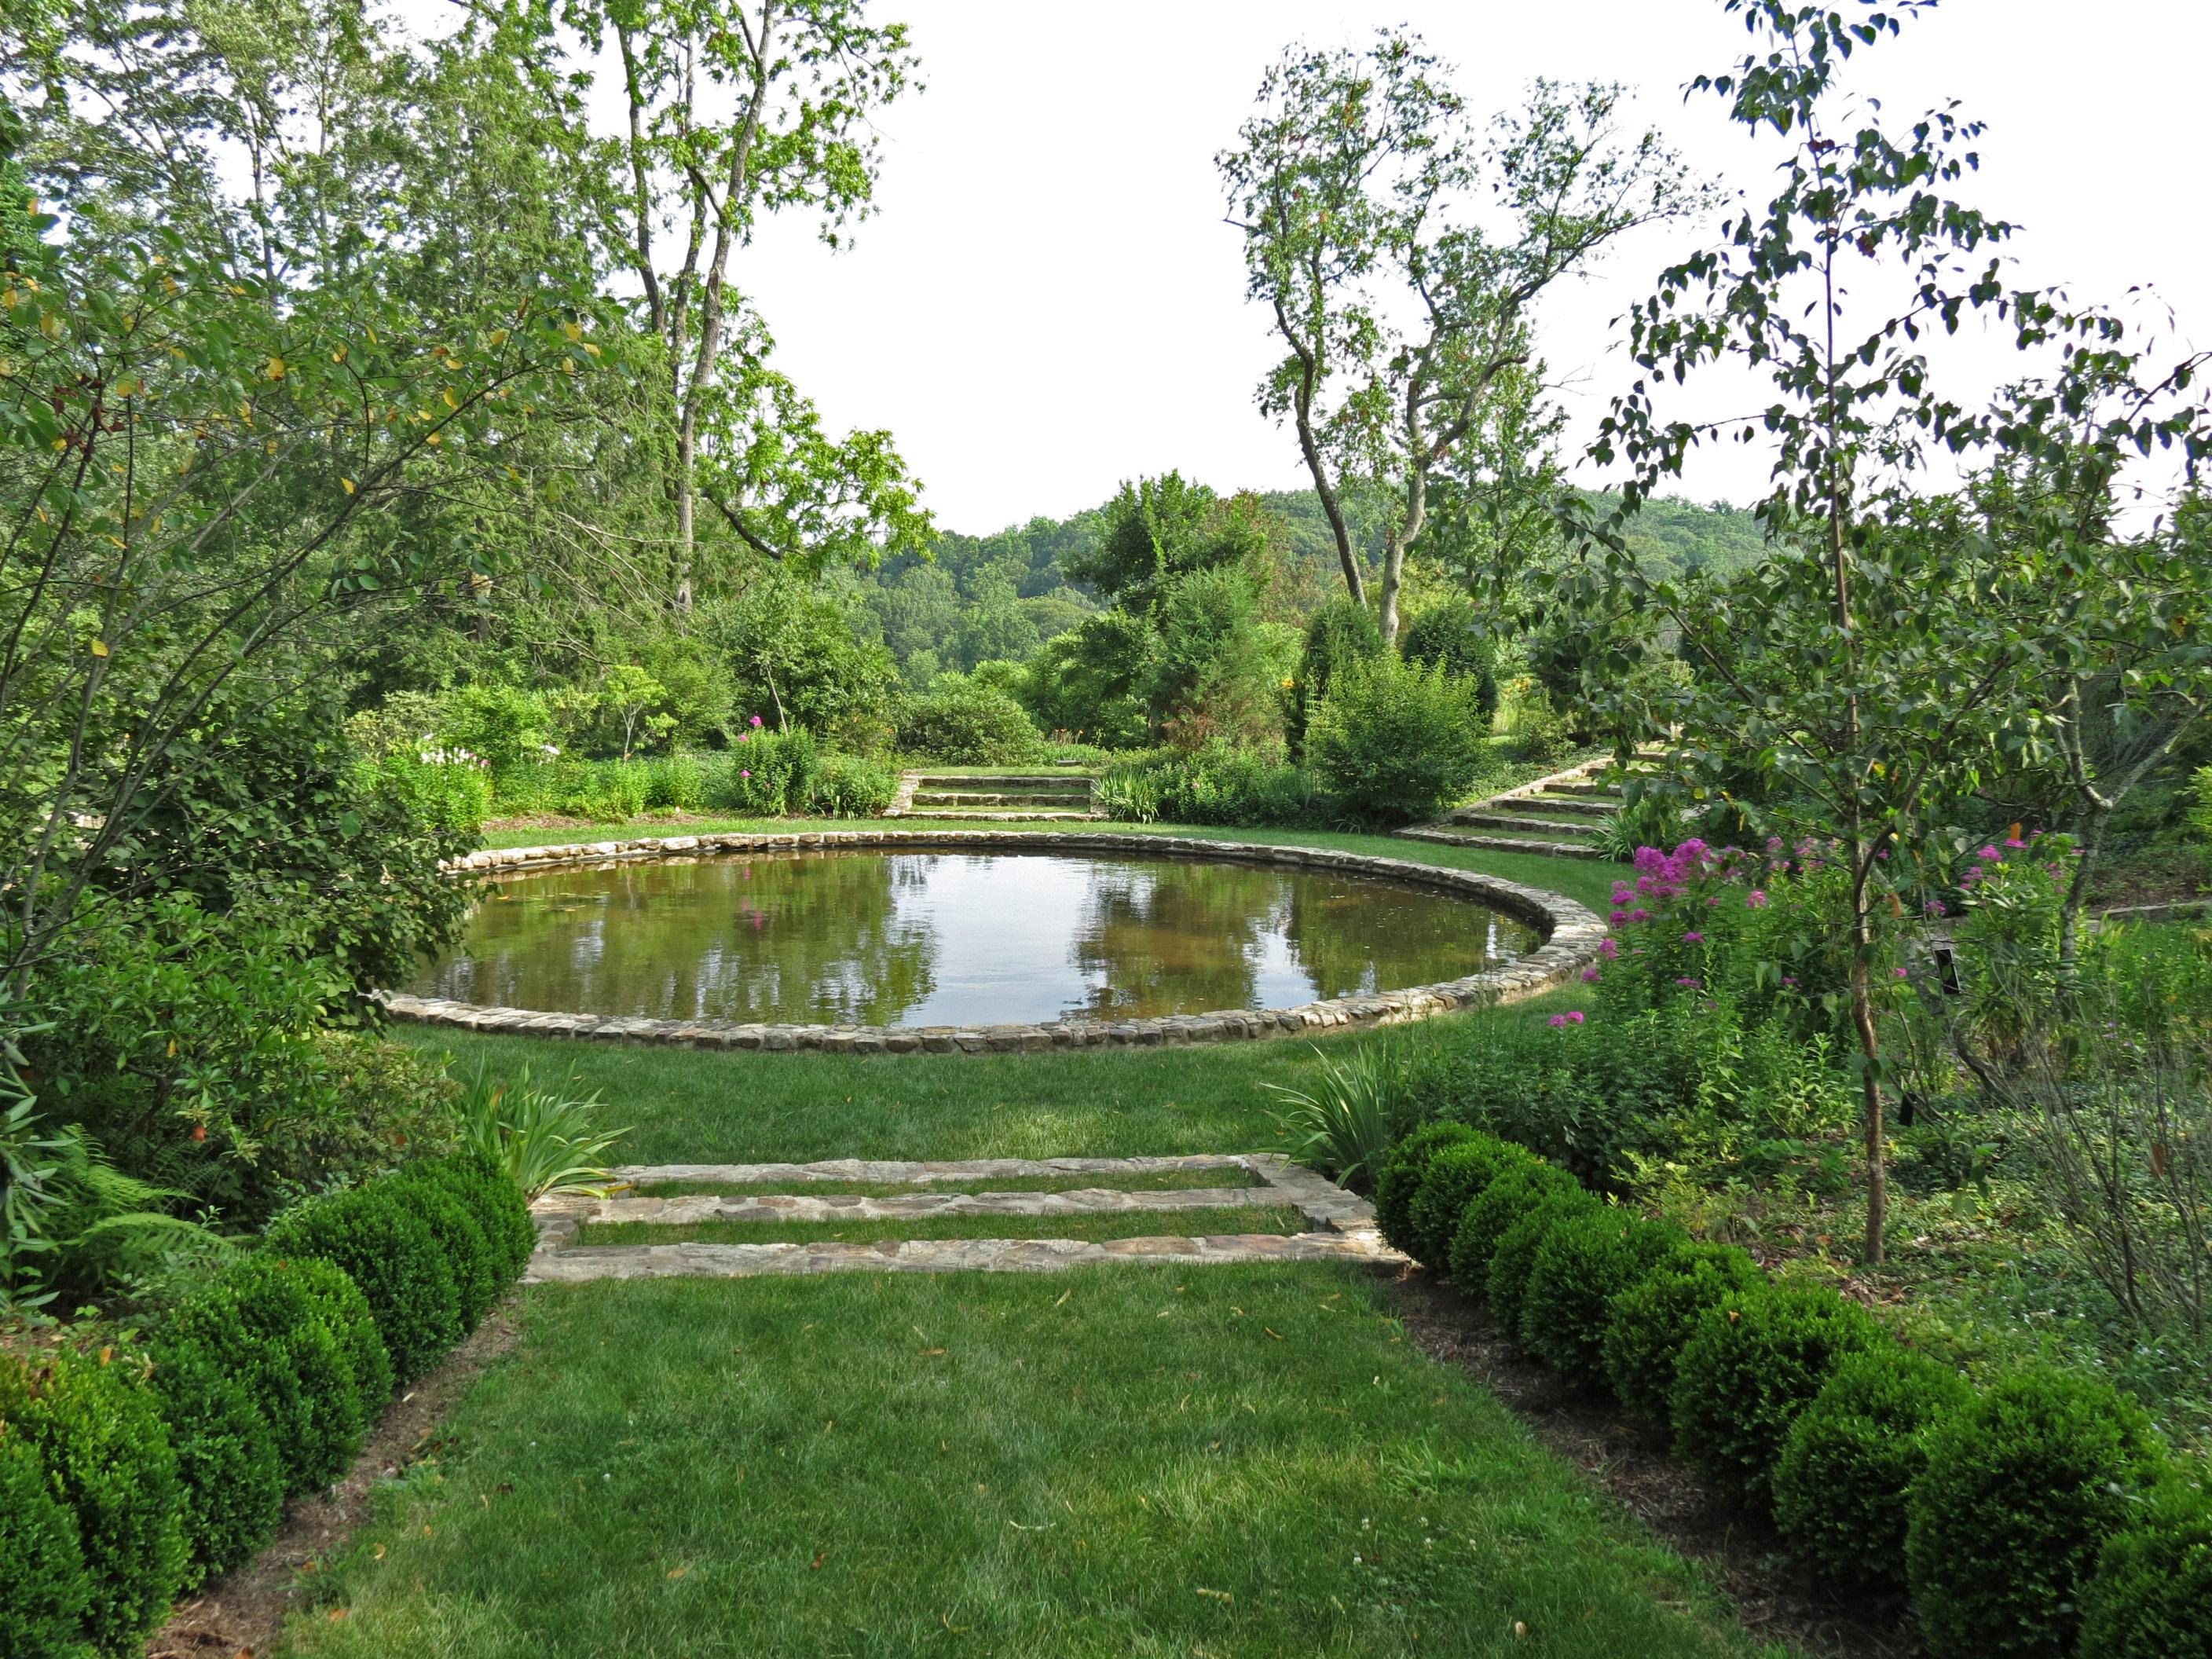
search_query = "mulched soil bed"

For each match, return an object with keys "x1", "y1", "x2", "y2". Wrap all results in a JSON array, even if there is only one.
[
  {"x1": 1388, "y1": 1270, "x2": 1920, "y2": 1659},
  {"x1": 145, "y1": 1304, "x2": 524, "y2": 1659}
]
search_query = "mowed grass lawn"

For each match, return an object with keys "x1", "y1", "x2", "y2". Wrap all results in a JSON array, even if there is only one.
[
  {"x1": 277, "y1": 827, "x2": 1778, "y2": 1657},
  {"x1": 281, "y1": 1268, "x2": 1783, "y2": 1659}
]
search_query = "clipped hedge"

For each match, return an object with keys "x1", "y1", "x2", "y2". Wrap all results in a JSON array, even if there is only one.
[
  {"x1": 1518, "y1": 1209, "x2": 1682, "y2": 1389},
  {"x1": 413, "y1": 1148, "x2": 536, "y2": 1283},
  {"x1": 263, "y1": 1178, "x2": 462, "y2": 1383},
  {"x1": 0, "y1": 1348, "x2": 185, "y2": 1657},
  {"x1": 1906, "y1": 1368, "x2": 2167, "y2": 1659},
  {"x1": 1372, "y1": 1120, "x2": 1481, "y2": 1258},
  {"x1": 144, "y1": 1337, "x2": 284, "y2": 1588},
  {"x1": 2079, "y1": 1483, "x2": 2212, "y2": 1658},
  {"x1": 1670, "y1": 1283, "x2": 1880, "y2": 1512},
  {"x1": 1771, "y1": 1346, "x2": 1971, "y2": 1591},
  {"x1": 390, "y1": 1165, "x2": 500, "y2": 1328},
  {"x1": 0, "y1": 1426, "x2": 92, "y2": 1658},
  {"x1": 1485, "y1": 1186, "x2": 1602, "y2": 1336},
  {"x1": 1405, "y1": 1133, "x2": 1529, "y2": 1270},
  {"x1": 1600, "y1": 1240, "x2": 1763, "y2": 1419},
  {"x1": 1445, "y1": 1160, "x2": 1581, "y2": 1295}
]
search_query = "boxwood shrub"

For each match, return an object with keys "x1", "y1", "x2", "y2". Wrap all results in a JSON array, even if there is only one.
[
  {"x1": 1906, "y1": 1368, "x2": 2167, "y2": 1659},
  {"x1": 1771, "y1": 1346, "x2": 1971, "y2": 1591},
  {"x1": 281, "y1": 1254, "x2": 394, "y2": 1425},
  {"x1": 390, "y1": 1165, "x2": 500, "y2": 1328},
  {"x1": 264, "y1": 1179, "x2": 461, "y2": 1383},
  {"x1": 1372, "y1": 1121, "x2": 1481, "y2": 1258},
  {"x1": 145, "y1": 1337, "x2": 284, "y2": 1588},
  {"x1": 1445, "y1": 1160, "x2": 1581, "y2": 1298},
  {"x1": 2078, "y1": 1481, "x2": 2212, "y2": 1658},
  {"x1": 1670, "y1": 1283, "x2": 1880, "y2": 1511},
  {"x1": 1485, "y1": 1186, "x2": 1602, "y2": 1338},
  {"x1": 167, "y1": 1254, "x2": 366, "y2": 1493},
  {"x1": 0, "y1": 1425, "x2": 92, "y2": 1659},
  {"x1": 419, "y1": 1149, "x2": 536, "y2": 1283},
  {"x1": 1601, "y1": 1240, "x2": 1763, "y2": 1419},
  {"x1": 1406, "y1": 1133, "x2": 1531, "y2": 1271},
  {"x1": 1518, "y1": 1210, "x2": 1683, "y2": 1388},
  {"x1": 0, "y1": 1347, "x2": 185, "y2": 1657}
]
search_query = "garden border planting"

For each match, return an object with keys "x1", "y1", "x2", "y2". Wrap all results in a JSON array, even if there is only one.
[{"x1": 378, "y1": 829, "x2": 1605, "y2": 1052}]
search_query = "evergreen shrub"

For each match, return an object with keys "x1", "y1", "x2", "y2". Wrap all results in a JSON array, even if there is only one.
[
  {"x1": 1517, "y1": 1209, "x2": 1682, "y2": 1387},
  {"x1": 263, "y1": 1181, "x2": 460, "y2": 1383},
  {"x1": 1670, "y1": 1283, "x2": 1880, "y2": 1511},
  {"x1": 167, "y1": 1254, "x2": 366, "y2": 1493},
  {"x1": 1308, "y1": 657, "x2": 1495, "y2": 827},
  {"x1": 2078, "y1": 1482, "x2": 2212, "y2": 1659},
  {"x1": 1405, "y1": 1133, "x2": 1530, "y2": 1269},
  {"x1": 415, "y1": 1149, "x2": 536, "y2": 1281},
  {"x1": 1600, "y1": 1240, "x2": 1763, "y2": 1419},
  {"x1": 0, "y1": 1427, "x2": 90, "y2": 1659},
  {"x1": 280, "y1": 1254, "x2": 394, "y2": 1420},
  {"x1": 1372, "y1": 1120, "x2": 1480, "y2": 1258},
  {"x1": 1445, "y1": 1160, "x2": 1582, "y2": 1295},
  {"x1": 1771, "y1": 1346, "x2": 1970, "y2": 1591},
  {"x1": 144, "y1": 1338, "x2": 284, "y2": 1588},
  {"x1": 390, "y1": 1166, "x2": 500, "y2": 1328},
  {"x1": 1484, "y1": 1187, "x2": 1602, "y2": 1336},
  {"x1": 0, "y1": 1348, "x2": 185, "y2": 1656},
  {"x1": 1906, "y1": 1368, "x2": 2166, "y2": 1659}
]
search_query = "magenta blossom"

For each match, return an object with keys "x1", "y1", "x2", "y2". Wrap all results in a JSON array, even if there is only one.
[
  {"x1": 1610, "y1": 910, "x2": 1631, "y2": 926},
  {"x1": 1977, "y1": 844, "x2": 1999, "y2": 860},
  {"x1": 1628, "y1": 908, "x2": 1650, "y2": 924},
  {"x1": 1924, "y1": 899, "x2": 1947, "y2": 917},
  {"x1": 2005, "y1": 837, "x2": 2027, "y2": 849},
  {"x1": 741, "y1": 769, "x2": 752, "y2": 778},
  {"x1": 1675, "y1": 976, "x2": 1701, "y2": 988},
  {"x1": 751, "y1": 714, "x2": 765, "y2": 728},
  {"x1": 1581, "y1": 966, "x2": 1602, "y2": 983},
  {"x1": 1682, "y1": 931, "x2": 1705, "y2": 944},
  {"x1": 1893, "y1": 966, "x2": 1909, "y2": 979},
  {"x1": 1547, "y1": 1010, "x2": 1588, "y2": 1027},
  {"x1": 1597, "y1": 938, "x2": 1621, "y2": 961},
  {"x1": 1747, "y1": 889, "x2": 1769, "y2": 909}
]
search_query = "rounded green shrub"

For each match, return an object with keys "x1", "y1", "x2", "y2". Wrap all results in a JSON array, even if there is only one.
[
  {"x1": 391, "y1": 1166, "x2": 499, "y2": 1328},
  {"x1": 1906, "y1": 1367, "x2": 2167, "y2": 1659},
  {"x1": 1485, "y1": 1187, "x2": 1602, "y2": 1338},
  {"x1": 168, "y1": 1254, "x2": 365, "y2": 1494},
  {"x1": 1397, "y1": 603, "x2": 1500, "y2": 720},
  {"x1": 1372, "y1": 1120, "x2": 1481, "y2": 1259},
  {"x1": 1771, "y1": 1346, "x2": 1971, "y2": 1591},
  {"x1": 1406, "y1": 1133, "x2": 1529, "y2": 1271},
  {"x1": 895, "y1": 675, "x2": 1043, "y2": 764},
  {"x1": 1601, "y1": 1240, "x2": 1763, "y2": 1419},
  {"x1": 1445, "y1": 1160, "x2": 1582, "y2": 1296},
  {"x1": 144, "y1": 1338, "x2": 284, "y2": 1588},
  {"x1": 1517, "y1": 1210, "x2": 1683, "y2": 1388},
  {"x1": 1309, "y1": 657, "x2": 1495, "y2": 828},
  {"x1": 264, "y1": 1180, "x2": 461, "y2": 1383},
  {"x1": 1670, "y1": 1283, "x2": 1880, "y2": 1511},
  {"x1": 2078, "y1": 1482, "x2": 2212, "y2": 1659},
  {"x1": 416, "y1": 1150, "x2": 535, "y2": 1284},
  {"x1": 280, "y1": 1254, "x2": 394, "y2": 1420},
  {"x1": 0, "y1": 1421, "x2": 92, "y2": 1659},
  {"x1": 0, "y1": 1347, "x2": 185, "y2": 1657}
]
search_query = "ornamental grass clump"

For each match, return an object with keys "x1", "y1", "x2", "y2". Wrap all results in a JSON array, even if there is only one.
[
  {"x1": 1770, "y1": 1346, "x2": 1971, "y2": 1591},
  {"x1": 1600, "y1": 1240, "x2": 1763, "y2": 1419},
  {"x1": 1517, "y1": 1209, "x2": 1683, "y2": 1388},
  {"x1": 1906, "y1": 1367, "x2": 2167, "y2": 1659},
  {"x1": 0, "y1": 1346, "x2": 185, "y2": 1657},
  {"x1": 1670, "y1": 1283, "x2": 1880, "y2": 1511}
]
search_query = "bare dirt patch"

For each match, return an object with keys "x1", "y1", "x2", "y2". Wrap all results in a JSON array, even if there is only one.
[
  {"x1": 1388, "y1": 1270, "x2": 1919, "y2": 1659},
  {"x1": 145, "y1": 1303, "x2": 523, "y2": 1659}
]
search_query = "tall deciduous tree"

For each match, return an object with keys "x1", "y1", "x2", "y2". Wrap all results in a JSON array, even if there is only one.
[
  {"x1": 1219, "y1": 34, "x2": 1694, "y2": 641},
  {"x1": 1560, "y1": 0, "x2": 2210, "y2": 1264}
]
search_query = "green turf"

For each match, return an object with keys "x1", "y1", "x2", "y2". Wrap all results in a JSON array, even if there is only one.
[
  {"x1": 275, "y1": 1267, "x2": 1785, "y2": 1659},
  {"x1": 575, "y1": 1205, "x2": 1306, "y2": 1247},
  {"x1": 624, "y1": 1167, "x2": 1265, "y2": 1198}
]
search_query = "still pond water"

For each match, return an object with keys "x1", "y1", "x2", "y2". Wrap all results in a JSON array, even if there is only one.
[{"x1": 409, "y1": 850, "x2": 1539, "y2": 1027}]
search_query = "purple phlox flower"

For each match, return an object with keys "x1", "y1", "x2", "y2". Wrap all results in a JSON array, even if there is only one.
[
  {"x1": 1566, "y1": 1009, "x2": 1586, "y2": 1024},
  {"x1": 1747, "y1": 890, "x2": 1769, "y2": 910},
  {"x1": 1924, "y1": 899, "x2": 1948, "y2": 917},
  {"x1": 1597, "y1": 939, "x2": 1621, "y2": 960},
  {"x1": 2005, "y1": 837, "x2": 2027, "y2": 849},
  {"x1": 1877, "y1": 849, "x2": 1890, "y2": 860},
  {"x1": 750, "y1": 714, "x2": 765, "y2": 728},
  {"x1": 1782, "y1": 975, "x2": 1799, "y2": 987},
  {"x1": 1683, "y1": 931, "x2": 1705, "y2": 944},
  {"x1": 1548, "y1": 1013, "x2": 1568, "y2": 1027},
  {"x1": 1766, "y1": 837, "x2": 1785, "y2": 851},
  {"x1": 1706, "y1": 895, "x2": 1723, "y2": 907},
  {"x1": 741, "y1": 769, "x2": 753, "y2": 778},
  {"x1": 1893, "y1": 966, "x2": 1909, "y2": 980},
  {"x1": 1961, "y1": 866, "x2": 1983, "y2": 888},
  {"x1": 1628, "y1": 909, "x2": 1650, "y2": 924},
  {"x1": 1977, "y1": 844, "x2": 1999, "y2": 860},
  {"x1": 1581, "y1": 966, "x2": 1602, "y2": 983},
  {"x1": 1610, "y1": 910, "x2": 1631, "y2": 926},
  {"x1": 1675, "y1": 976, "x2": 1701, "y2": 988}
]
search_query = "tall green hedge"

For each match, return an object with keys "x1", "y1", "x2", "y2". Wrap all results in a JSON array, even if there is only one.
[
  {"x1": 262, "y1": 1180, "x2": 462, "y2": 1383},
  {"x1": 0, "y1": 1426, "x2": 93, "y2": 1658},
  {"x1": 144, "y1": 1337, "x2": 284, "y2": 1588}
]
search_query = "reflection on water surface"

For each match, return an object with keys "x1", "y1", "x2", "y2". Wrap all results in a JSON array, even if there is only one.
[{"x1": 409, "y1": 850, "x2": 1540, "y2": 1026}]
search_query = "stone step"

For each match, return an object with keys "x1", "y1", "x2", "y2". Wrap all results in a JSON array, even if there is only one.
[
  {"x1": 888, "y1": 808, "x2": 1105, "y2": 822},
  {"x1": 1544, "y1": 781, "x2": 1624, "y2": 798},
  {"x1": 908, "y1": 774, "x2": 1093, "y2": 788},
  {"x1": 1512, "y1": 794, "x2": 1620, "y2": 819},
  {"x1": 910, "y1": 790, "x2": 1093, "y2": 808},
  {"x1": 1393, "y1": 826, "x2": 1616, "y2": 862},
  {"x1": 1446, "y1": 811, "x2": 1604, "y2": 838}
]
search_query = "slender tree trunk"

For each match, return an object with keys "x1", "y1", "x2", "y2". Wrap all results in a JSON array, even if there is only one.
[{"x1": 1271, "y1": 296, "x2": 1363, "y2": 606}]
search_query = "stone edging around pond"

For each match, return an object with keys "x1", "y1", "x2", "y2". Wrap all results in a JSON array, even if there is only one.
[{"x1": 375, "y1": 829, "x2": 1606, "y2": 1055}]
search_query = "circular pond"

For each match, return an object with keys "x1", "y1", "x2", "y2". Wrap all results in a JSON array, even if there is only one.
[{"x1": 408, "y1": 847, "x2": 1543, "y2": 1028}]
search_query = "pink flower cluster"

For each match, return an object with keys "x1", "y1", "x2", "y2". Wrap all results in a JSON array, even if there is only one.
[{"x1": 1547, "y1": 1010, "x2": 1587, "y2": 1028}]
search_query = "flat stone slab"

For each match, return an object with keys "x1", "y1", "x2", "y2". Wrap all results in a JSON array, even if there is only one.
[
  {"x1": 375, "y1": 830, "x2": 1605, "y2": 1054},
  {"x1": 526, "y1": 1230, "x2": 1398, "y2": 1282},
  {"x1": 524, "y1": 1152, "x2": 1397, "y2": 1280}
]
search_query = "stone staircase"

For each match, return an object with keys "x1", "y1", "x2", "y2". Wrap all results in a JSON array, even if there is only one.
[
  {"x1": 1395, "y1": 757, "x2": 1627, "y2": 861},
  {"x1": 887, "y1": 769, "x2": 1102, "y2": 822}
]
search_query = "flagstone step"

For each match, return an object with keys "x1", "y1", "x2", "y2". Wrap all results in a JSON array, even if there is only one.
[
  {"x1": 1393, "y1": 826, "x2": 1615, "y2": 861},
  {"x1": 1446, "y1": 811, "x2": 1604, "y2": 838},
  {"x1": 911, "y1": 791, "x2": 1094, "y2": 808}
]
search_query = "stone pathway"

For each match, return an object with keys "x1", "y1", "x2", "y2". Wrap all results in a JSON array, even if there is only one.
[{"x1": 526, "y1": 1153, "x2": 1401, "y2": 1282}]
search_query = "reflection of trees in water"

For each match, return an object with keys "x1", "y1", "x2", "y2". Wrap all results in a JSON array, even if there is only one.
[
  {"x1": 1067, "y1": 861, "x2": 1279, "y2": 1016},
  {"x1": 419, "y1": 854, "x2": 937, "y2": 1023}
]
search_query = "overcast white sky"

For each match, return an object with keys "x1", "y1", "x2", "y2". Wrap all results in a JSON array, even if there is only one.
[{"x1": 408, "y1": 0, "x2": 2212, "y2": 533}]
